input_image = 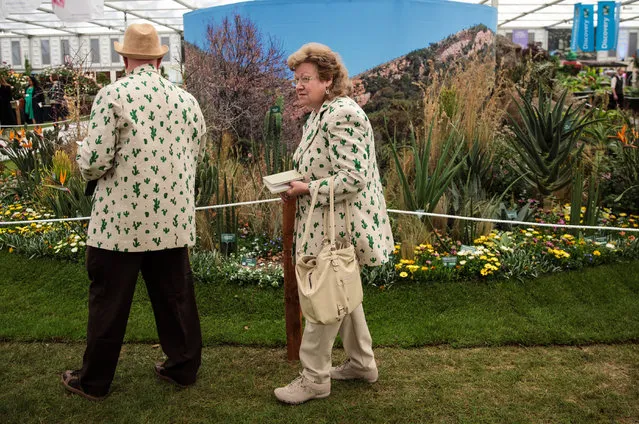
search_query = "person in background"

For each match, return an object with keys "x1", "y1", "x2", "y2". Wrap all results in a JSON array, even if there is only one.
[
  {"x1": 0, "y1": 76, "x2": 16, "y2": 126},
  {"x1": 274, "y1": 43, "x2": 394, "y2": 405},
  {"x1": 611, "y1": 67, "x2": 625, "y2": 109},
  {"x1": 25, "y1": 75, "x2": 44, "y2": 124},
  {"x1": 63, "y1": 23, "x2": 206, "y2": 401},
  {"x1": 48, "y1": 73, "x2": 67, "y2": 128}
]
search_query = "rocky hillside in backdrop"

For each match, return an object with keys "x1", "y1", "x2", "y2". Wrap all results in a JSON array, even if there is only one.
[{"x1": 352, "y1": 24, "x2": 495, "y2": 137}]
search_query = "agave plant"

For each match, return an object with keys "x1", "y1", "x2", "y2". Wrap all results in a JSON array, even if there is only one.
[
  {"x1": 508, "y1": 86, "x2": 598, "y2": 201},
  {"x1": 390, "y1": 121, "x2": 465, "y2": 213}
]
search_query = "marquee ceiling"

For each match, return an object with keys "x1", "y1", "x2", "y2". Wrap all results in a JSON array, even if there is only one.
[{"x1": 1, "y1": 0, "x2": 639, "y2": 38}]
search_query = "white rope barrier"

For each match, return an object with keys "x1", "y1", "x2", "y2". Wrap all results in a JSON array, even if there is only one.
[
  {"x1": 0, "y1": 216, "x2": 90, "y2": 226},
  {"x1": 196, "y1": 198, "x2": 281, "y2": 211},
  {"x1": 0, "y1": 116, "x2": 90, "y2": 129},
  {"x1": 1, "y1": 198, "x2": 638, "y2": 233},
  {"x1": 386, "y1": 209, "x2": 639, "y2": 233},
  {"x1": 0, "y1": 198, "x2": 282, "y2": 226}
]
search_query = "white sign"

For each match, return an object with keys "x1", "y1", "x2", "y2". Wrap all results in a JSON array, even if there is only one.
[{"x1": 52, "y1": 0, "x2": 104, "y2": 22}]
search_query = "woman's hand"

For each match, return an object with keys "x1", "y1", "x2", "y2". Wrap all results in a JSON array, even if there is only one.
[{"x1": 281, "y1": 180, "x2": 310, "y2": 202}]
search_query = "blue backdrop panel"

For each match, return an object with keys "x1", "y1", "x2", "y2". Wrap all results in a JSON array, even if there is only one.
[{"x1": 184, "y1": 0, "x2": 497, "y2": 76}]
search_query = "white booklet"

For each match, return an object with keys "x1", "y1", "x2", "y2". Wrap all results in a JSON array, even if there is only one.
[{"x1": 263, "y1": 170, "x2": 304, "y2": 194}]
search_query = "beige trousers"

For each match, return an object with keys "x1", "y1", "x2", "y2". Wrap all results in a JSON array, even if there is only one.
[{"x1": 299, "y1": 304, "x2": 376, "y2": 384}]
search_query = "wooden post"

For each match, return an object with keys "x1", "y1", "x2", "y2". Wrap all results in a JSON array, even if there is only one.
[{"x1": 282, "y1": 198, "x2": 302, "y2": 360}]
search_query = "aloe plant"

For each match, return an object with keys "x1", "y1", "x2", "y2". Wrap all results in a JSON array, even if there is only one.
[{"x1": 509, "y1": 86, "x2": 598, "y2": 200}]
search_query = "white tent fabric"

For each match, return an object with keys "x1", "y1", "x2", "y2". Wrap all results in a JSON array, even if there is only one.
[
  {"x1": 456, "y1": 0, "x2": 639, "y2": 29},
  {"x1": 0, "y1": 0, "x2": 244, "y2": 37},
  {"x1": 52, "y1": 0, "x2": 105, "y2": 23},
  {"x1": 1, "y1": 0, "x2": 639, "y2": 37}
]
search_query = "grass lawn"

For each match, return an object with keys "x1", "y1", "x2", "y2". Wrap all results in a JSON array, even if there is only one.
[
  {"x1": 1, "y1": 251, "x2": 639, "y2": 347},
  {"x1": 0, "y1": 342, "x2": 637, "y2": 423},
  {"x1": 2, "y1": 251, "x2": 639, "y2": 422}
]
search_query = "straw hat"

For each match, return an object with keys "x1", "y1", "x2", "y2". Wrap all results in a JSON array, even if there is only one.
[{"x1": 114, "y1": 23, "x2": 169, "y2": 59}]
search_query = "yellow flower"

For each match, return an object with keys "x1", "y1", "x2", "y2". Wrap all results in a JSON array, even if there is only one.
[
  {"x1": 394, "y1": 264, "x2": 403, "y2": 270},
  {"x1": 593, "y1": 250, "x2": 601, "y2": 256},
  {"x1": 399, "y1": 272, "x2": 408, "y2": 278},
  {"x1": 407, "y1": 265, "x2": 420, "y2": 273},
  {"x1": 8, "y1": 247, "x2": 14, "y2": 253}
]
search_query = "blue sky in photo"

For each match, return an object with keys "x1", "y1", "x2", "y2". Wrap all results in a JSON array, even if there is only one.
[{"x1": 184, "y1": 0, "x2": 497, "y2": 76}]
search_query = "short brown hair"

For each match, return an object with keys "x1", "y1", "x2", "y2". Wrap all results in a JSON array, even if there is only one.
[{"x1": 287, "y1": 42, "x2": 352, "y2": 99}]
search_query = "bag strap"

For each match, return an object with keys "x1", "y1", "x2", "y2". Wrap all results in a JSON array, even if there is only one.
[
  {"x1": 297, "y1": 178, "x2": 323, "y2": 254},
  {"x1": 298, "y1": 177, "x2": 353, "y2": 254}
]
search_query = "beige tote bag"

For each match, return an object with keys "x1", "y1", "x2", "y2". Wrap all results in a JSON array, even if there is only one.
[{"x1": 295, "y1": 178, "x2": 363, "y2": 325}]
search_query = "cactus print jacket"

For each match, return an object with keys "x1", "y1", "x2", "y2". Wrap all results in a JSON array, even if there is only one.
[
  {"x1": 292, "y1": 96, "x2": 394, "y2": 266},
  {"x1": 77, "y1": 64, "x2": 206, "y2": 252}
]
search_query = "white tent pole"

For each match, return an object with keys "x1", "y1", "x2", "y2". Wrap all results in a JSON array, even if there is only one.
[
  {"x1": 172, "y1": 0, "x2": 196, "y2": 10},
  {"x1": 36, "y1": 6, "x2": 124, "y2": 34},
  {"x1": 105, "y1": 3, "x2": 183, "y2": 33}
]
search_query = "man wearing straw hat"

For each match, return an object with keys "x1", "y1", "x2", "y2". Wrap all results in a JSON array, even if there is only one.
[{"x1": 63, "y1": 23, "x2": 207, "y2": 400}]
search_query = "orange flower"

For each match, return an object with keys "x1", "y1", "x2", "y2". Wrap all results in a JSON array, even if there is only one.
[
  {"x1": 9, "y1": 130, "x2": 15, "y2": 140},
  {"x1": 33, "y1": 126, "x2": 43, "y2": 136},
  {"x1": 617, "y1": 125, "x2": 628, "y2": 144},
  {"x1": 59, "y1": 169, "x2": 68, "y2": 186}
]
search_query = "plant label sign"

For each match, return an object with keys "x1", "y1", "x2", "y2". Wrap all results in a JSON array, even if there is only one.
[
  {"x1": 442, "y1": 256, "x2": 458, "y2": 268},
  {"x1": 221, "y1": 233, "x2": 236, "y2": 243},
  {"x1": 241, "y1": 256, "x2": 257, "y2": 267}
]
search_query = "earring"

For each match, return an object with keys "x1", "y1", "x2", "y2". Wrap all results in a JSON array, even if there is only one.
[{"x1": 325, "y1": 88, "x2": 330, "y2": 95}]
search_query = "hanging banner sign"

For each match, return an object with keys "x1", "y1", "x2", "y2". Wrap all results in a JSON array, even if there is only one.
[
  {"x1": 596, "y1": 1, "x2": 618, "y2": 51},
  {"x1": 580, "y1": 5, "x2": 595, "y2": 52},
  {"x1": 512, "y1": 29, "x2": 529, "y2": 48},
  {"x1": 0, "y1": 0, "x2": 42, "y2": 18},
  {"x1": 571, "y1": 3, "x2": 582, "y2": 52},
  {"x1": 52, "y1": 0, "x2": 104, "y2": 22}
]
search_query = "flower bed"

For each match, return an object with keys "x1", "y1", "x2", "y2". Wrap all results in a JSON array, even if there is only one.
[{"x1": 2, "y1": 195, "x2": 638, "y2": 289}]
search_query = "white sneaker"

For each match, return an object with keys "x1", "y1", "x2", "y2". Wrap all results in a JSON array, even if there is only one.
[
  {"x1": 330, "y1": 359, "x2": 378, "y2": 383},
  {"x1": 274, "y1": 374, "x2": 330, "y2": 405}
]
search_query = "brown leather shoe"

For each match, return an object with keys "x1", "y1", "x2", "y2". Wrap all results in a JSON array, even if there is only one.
[
  {"x1": 154, "y1": 362, "x2": 191, "y2": 388},
  {"x1": 61, "y1": 370, "x2": 107, "y2": 401}
]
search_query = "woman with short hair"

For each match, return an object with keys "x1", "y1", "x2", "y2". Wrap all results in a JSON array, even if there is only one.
[{"x1": 274, "y1": 43, "x2": 394, "y2": 405}]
